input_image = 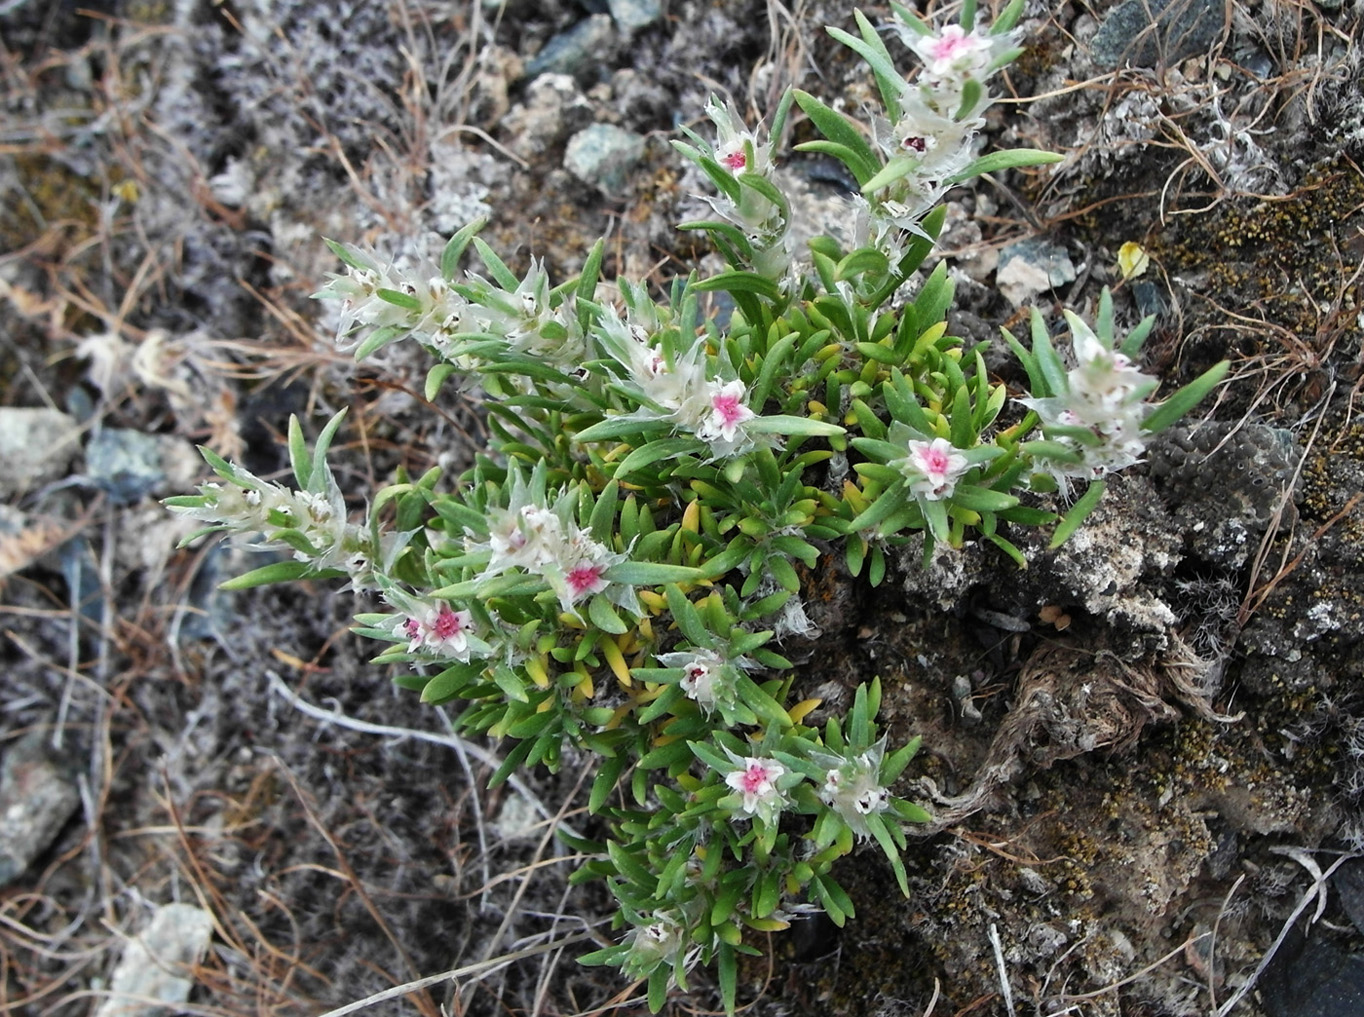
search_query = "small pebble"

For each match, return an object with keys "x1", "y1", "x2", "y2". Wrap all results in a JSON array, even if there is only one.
[
  {"x1": 94, "y1": 902, "x2": 215, "y2": 1017},
  {"x1": 0, "y1": 730, "x2": 81, "y2": 888}
]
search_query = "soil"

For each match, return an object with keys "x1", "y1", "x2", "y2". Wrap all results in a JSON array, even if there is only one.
[{"x1": 2, "y1": 1, "x2": 1364, "y2": 1016}]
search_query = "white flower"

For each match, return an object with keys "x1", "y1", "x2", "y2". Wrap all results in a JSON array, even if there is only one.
[
  {"x1": 599, "y1": 307, "x2": 700, "y2": 411},
  {"x1": 170, "y1": 453, "x2": 366, "y2": 573},
  {"x1": 485, "y1": 503, "x2": 565, "y2": 575},
  {"x1": 882, "y1": 96, "x2": 980, "y2": 178},
  {"x1": 321, "y1": 260, "x2": 407, "y2": 341},
  {"x1": 1068, "y1": 319, "x2": 1154, "y2": 418},
  {"x1": 895, "y1": 437, "x2": 970, "y2": 500},
  {"x1": 811, "y1": 743, "x2": 892, "y2": 839},
  {"x1": 723, "y1": 755, "x2": 789, "y2": 825},
  {"x1": 621, "y1": 911, "x2": 686, "y2": 980},
  {"x1": 908, "y1": 24, "x2": 994, "y2": 81},
  {"x1": 316, "y1": 249, "x2": 476, "y2": 354},
  {"x1": 1018, "y1": 313, "x2": 1160, "y2": 483},
  {"x1": 657, "y1": 648, "x2": 730, "y2": 713}
]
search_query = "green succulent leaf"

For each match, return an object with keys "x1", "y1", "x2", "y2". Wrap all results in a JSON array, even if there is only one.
[
  {"x1": 219, "y1": 559, "x2": 332, "y2": 590},
  {"x1": 1141, "y1": 361, "x2": 1230, "y2": 433}
]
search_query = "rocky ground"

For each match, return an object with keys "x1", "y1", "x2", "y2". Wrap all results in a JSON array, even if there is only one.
[{"x1": 3, "y1": 1, "x2": 1364, "y2": 1015}]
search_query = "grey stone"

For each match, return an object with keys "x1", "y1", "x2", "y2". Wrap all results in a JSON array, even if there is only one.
[
  {"x1": 1261, "y1": 930, "x2": 1364, "y2": 1017},
  {"x1": 0, "y1": 407, "x2": 81, "y2": 499},
  {"x1": 608, "y1": 0, "x2": 661, "y2": 33},
  {"x1": 1132, "y1": 278, "x2": 1165, "y2": 320},
  {"x1": 504, "y1": 73, "x2": 594, "y2": 158},
  {"x1": 1091, "y1": 0, "x2": 1225, "y2": 70},
  {"x1": 525, "y1": 14, "x2": 615, "y2": 80},
  {"x1": 995, "y1": 238, "x2": 1077, "y2": 307},
  {"x1": 1334, "y1": 859, "x2": 1364, "y2": 937},
  {"x1": 0, "y1": 503, "x2": 26, "y2": 537},
  {"x1": 95, "y1": 903, "x2": 214, "y2": 1017},
  {"x1": 0, "y1": 731, "x2": 81, "y2": 887},
  {"x1": 86, "y1": 429, "x2": 165, "y2": 505},
  {"x1": 564, "y1": 123, "x2": 646, "y2": 194}
]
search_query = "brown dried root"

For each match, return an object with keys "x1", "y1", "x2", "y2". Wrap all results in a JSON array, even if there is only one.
[{"x1": 917, "y1": 634, "x2": 1240, "y2": 833}]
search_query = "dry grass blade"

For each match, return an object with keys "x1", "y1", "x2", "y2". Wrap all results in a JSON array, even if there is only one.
[
  {"x1": 1213, "y1": 851, "x2": 1357, "y2": 1017},
  {"x1": 457, "y1": 764, "x2": 591, "y2": 1016},
  {"x1": 313, "y1": 932, "x2": 594, "y2": 1017},
  {"x1": 1048, "y1": 933, "x2": 1210, "y2": 1007},
  {"x1": 0, "y1": 518, "x2": 81, "y2": 585}
]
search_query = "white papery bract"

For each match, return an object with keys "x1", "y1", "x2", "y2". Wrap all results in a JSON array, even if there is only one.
[
  {"x1": 857, "y1": 12, "x2": 1020, "y2": 245},
  {"x1": 484, "y1": 503, "x2": 566, "y2": 576},
  {"x1": 810, "y1": 741, "x2": 892, "y2": 839},
  {"x1": 597, "y1": 305, "x2": 759, "y2": 458},
  {"x1": 314, "y1": 252, "x2": 408, "y2": 344},
  {"x1": 657, "y1": 647, "x2": 736, "y2": 714},
  {"x1": 1020, "y1": 311, "x2": 1160, "y2": 484},
  {"x1": 597, "y1": 305, "x2": 702, "y2": 414},
  {"x1": 621, "y1": 910, "x2": 687, "y2": 981},
  {"x1": 696, "y1": 97, "x2": 794, "y2": 281},
  {"x1": 878, "y1": 95, "x2": 979, "y2": 179},
  {"x1": 171, "y1": 458, "x2": 366, "y2": 575},
  {"x1": 315, "y1": 242, "x2": 588, "y2": 383}
]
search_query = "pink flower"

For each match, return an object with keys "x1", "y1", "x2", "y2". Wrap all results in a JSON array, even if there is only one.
[
  {"x1": 697, "y1": 380, "x2": 756, "y2": 444},
  {"x1": 723, "y1": 755, "x2": 788, "y2": 822},
  {"x1": 405, "y1": 603, "x2": 474, "y2": 658},
  {"x1": 928, "y1": 25, "x2": 974, "y2": 62},
  {"x1": 546, "y1": 529, "x2": 626, "y2": 614},
  {"x1": 898, "y1": 437, "x2": 970, "y2": 501},
  {"x1": 720, "y1": 148, "x2": 747, "y2": 171},
  {"x1": 431, "y1": 604, "x2": 465, "y2": 640},
  {"x1": 736, "y1": 762, "x2": 774, "y2": 795},
  {"x1": 564, "y1": 562, "x2": 609, "y2": 600},
  {"x1": 921, "y1": 24, "x2": 991, "y2": 78}
]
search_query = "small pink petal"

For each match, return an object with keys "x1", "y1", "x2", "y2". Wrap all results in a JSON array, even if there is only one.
[
  {"x1": 432, "y1": 604, "x2": 464, "y2": 640},
  {"x1": 740, "y1": 764, "x2": 770, "y2": 794},
  {"x1": 565, "y1": 564, "x2": 606, "y2": 599},
  {"x1": 712, "y1": 392, "x2": 745, "y2": 427}
]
